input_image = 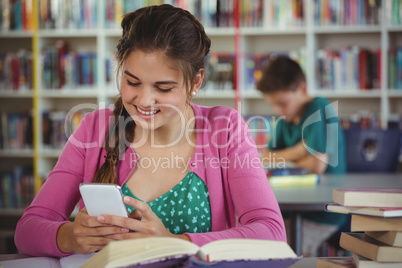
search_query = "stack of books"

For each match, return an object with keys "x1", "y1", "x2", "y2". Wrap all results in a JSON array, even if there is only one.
[{"x1": 317, "y1": 188, "x2": 402, "y2": 267}]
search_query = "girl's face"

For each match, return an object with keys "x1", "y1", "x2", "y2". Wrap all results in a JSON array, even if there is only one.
[{"x1": 120, "y1": 50, "x2": 191, "y2": 132}]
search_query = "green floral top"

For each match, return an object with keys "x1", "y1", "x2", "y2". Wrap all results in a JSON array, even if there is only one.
[{"x1": 122, "y1": 171, "x2": 211, "y2": 234}]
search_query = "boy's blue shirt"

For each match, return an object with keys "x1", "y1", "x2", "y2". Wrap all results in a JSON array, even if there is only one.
[{"x1": 268, "y1": 97, "x2": 346, "y2": 174}]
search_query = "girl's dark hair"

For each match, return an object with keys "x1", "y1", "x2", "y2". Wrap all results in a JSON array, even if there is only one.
[
  {"x1": 256, "y1": 57, "x2": 306, "y2": 94},
  {"x1": 93, "y1": 5, "x2": 211, "y2": 184}
]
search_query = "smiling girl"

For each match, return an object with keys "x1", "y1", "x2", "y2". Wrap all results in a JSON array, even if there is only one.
[{"x1": 15, "y1": 4, "x2": 286, "y2": 257}]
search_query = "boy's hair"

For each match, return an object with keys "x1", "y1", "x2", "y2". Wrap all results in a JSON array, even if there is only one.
[{"x1": 256, "y1": 57, "x2": 306, "y2": 94}]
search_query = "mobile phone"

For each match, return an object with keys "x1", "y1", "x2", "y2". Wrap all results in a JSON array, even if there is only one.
[{"x1": 79, "y1": 183, "x2": 129, "y2": 217}]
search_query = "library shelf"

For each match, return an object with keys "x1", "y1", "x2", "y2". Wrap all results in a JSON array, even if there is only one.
[
  {"x1": 38, "y1": 29, "x2": 98, "y2": 38},
  {"x1": 387, "y1": 26, "x2": 402, "y2": 32},
  {"x1": 0, "y1": 209, "x2": 26, "y2": 217},
  {"x1": 312, "y1": 90, "x2": 383, "y2": 98},
  {"x1": 312, "y1": 25, "x2": 382, "y2": 34},
  {"x1": 196, "y1": 89, "x2": 237, "y2": 99},
  {"x1": 0, "y1": 91, "x2": 34, "y2": 98},
  {"x1": 388, "y1": 90, "x2": 402, "y2": 98},
  {"x1": 0, "y1": 149, "x2": 34, "y2": 158},
  {"x1": 40, "y1": 149, "x2": 63, "y2": 159},
  {"x1": 241, "y1": 27, "x2": 306, "y2": 36},
  {"x1": 40, "y1": 89, "x2": 99, "y2": 98},
  {"x1": 0, "y1": 31, "x2": 34, "y2": 38}
]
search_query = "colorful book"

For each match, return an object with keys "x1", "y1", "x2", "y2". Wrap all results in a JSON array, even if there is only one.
[
  {"x1": 268, "y1": 173, "x2": 320, "y2": 187},
  {"x1": 365, "y1": 231, "x2": 402, "y2": 247},
  {"x1": 340, "y1": 232, "x2": 402, "y2": 263},
  {"x1": 325, "y1": 203, "x2": 402, "y2": 218},
  {"x1": 350, "y1": 215, "x2": 402, "y2": 232},
  {"x1": 333, "y1": 188, "x2": 402, "y2": 208}
]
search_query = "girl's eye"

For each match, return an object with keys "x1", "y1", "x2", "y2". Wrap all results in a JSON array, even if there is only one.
[
  {"x1": 127, "y1": 80, "x2": 140, "y2": 86},
  {"x1": 157, "y1": 87, "x2": 173, "y2": 93}
]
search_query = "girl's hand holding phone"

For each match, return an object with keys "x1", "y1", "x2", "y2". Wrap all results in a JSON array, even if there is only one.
[
  {"x1": 97, "y1": 196, "x2": 189, "y2": 241},
  {"x1": 57, "y1": 207, "x2": 130, "y2": 254}
]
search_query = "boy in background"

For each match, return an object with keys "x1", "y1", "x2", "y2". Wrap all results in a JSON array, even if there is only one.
[
  {"x1": 257, "y1": 57, "x2": 347, "y2": 256},
  {"x1": 257, "y1": 56, "x2": 346, "y2": 174}
]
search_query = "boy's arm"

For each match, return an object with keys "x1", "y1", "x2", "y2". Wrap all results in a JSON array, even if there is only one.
[
  {"x1": 262, "y1": 141, "x2": 307, "y2": 162},
  {"x1": 295, "y1": 153, "x2": 328, "y2": 174}
]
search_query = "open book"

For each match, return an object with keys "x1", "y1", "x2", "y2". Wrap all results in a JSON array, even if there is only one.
[{"x1": 81, "y1": 237, "x2": 298, "y2": 268}]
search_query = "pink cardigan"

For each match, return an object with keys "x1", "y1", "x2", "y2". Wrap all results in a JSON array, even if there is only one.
[{"x1": 15, "y1": 103, "x2": 286, "y2": 257}]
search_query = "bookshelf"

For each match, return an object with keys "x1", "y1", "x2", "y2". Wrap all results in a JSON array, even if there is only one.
[{"x1": 0, "y1": 0, "x2": 401, "y2": 254}]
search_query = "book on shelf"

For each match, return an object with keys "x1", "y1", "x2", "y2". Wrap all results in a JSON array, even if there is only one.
[
  {"x1": 325, "y1": 203, "x2": 402, "y2": 218},
  {"x1": 316, "y1": 47, "x2": 381, "y2": 91},
  {"x1": 243, "y1": 50, "x2": 306, "y2": 92},
  {"x1": 316, "y1": 257, "x2": 355, "y2": 268},
  {"x1": 263, "y1": 0, "x2": 304, "y2": 28},
  {"x1": 243, "y1": 114, "x2": 274, "y2": 153},
  {"x1": 38, "y1": 0, "x2": 97, "y2": 29},
  {"x1": 332, "y1": 188, "x2": 402, "y2": 208},
  {"x1": 314, "y1": 0, "x2": 381, "y2": 26},
  {"x1": 0, "y1": 166, "x2": 34, "y2": 209},
  {"x1": 42, "y1": 110, "x2": 83, "y2": 150},
  {"x1": 385, "y1": 0, "x2": 402, "y2": 25},
  {"x1": 42, "y1": 41, "x2": 97, "y2": 90},
  {"x1": 340, "y1": 232, "x2": 402, "y2": 263},
  {"x1": 104, "y1": 0, "x2": 263, "y2": 29},
  {"x1": 0, "y1": 51, "x2": 33, "y2": 91},
  {"x1": 204, "y1": 52, "x2": 235, "y2": 91},
  {"x1": 388, "y1": 47, "x2": 402, "y2": 90},
  {"x1": 81, "y1": 237, "x2": 298, "y2": 268},
  {"x1": 352, "y1": 253, "x2": 402, "y2": 268},
  {"x1": 0, "y1": 111, "x2": 33, "y2": 151},
  {"x1": 350, "y1": 214, "x2": 402, "y2": 232},
  {"x1": 365, "y1": 231, "x2": 402, "y2": 247},
  {"x1": 0, "y1": 0, "x2": 33, "y2": 31}
]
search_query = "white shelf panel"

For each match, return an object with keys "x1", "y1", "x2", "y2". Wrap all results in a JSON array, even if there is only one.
[
  {"x1": 196, "y1": 89, "x2": 236, "y2": 99},
  {"x1": 41, "y1": 89, "x2": 98, "y2": 98},
  {"x1": 240, "y1": 90, "x2": 384, "y2": 99},
  {"x1": 0, "y1": 90, "x2": 34, "y2": 98},
  {"x1": 38, "y1": 29, "x2": 98, "y2": 37},
  {"x1": 205, "y1": 27, "x2": 235, "y2": 36},
  {"x1": 0, "y1": 208, "x2": 25, "y2": 216},
  {"x1": 0, "y1": 30, "x2": 33, "y2": 38},
  {"x1": 41, "y1": 149, "x2": 63, "y2": 158},
  {"x1": 241, "y1": 90, "x2": 262, "y2": 99},
  {"x1": 386, "y1": 25, "x2": 402, "y2": 32},
  {"x1": 312, "y1": 90, "x2": 382, "y2": 98},
  {"x1": 388, "y1": 90, "x2": 402, "y2": 97},
  {"x1": 241, "y1": 27, "x2": 306, "y2": 36},
  {"x1": 0, "y1": 149, "x2": 34, "y2": 158},
  {"x1": 103, "y1": 27, "x2": 237, "y2": 37},
  {"x1": 313, "y1": 25, "x2": 381, "y2": 34},
  {"x1": 104, "y1": 28, "x2": 122, "y2": 37}
]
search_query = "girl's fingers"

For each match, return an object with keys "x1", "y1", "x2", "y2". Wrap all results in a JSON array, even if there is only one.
[
  {"x1": 105, "y1": 232, "x2": 151, "y2": 241},
  {"x1": 97, "y1": 214, "x2": 149, "y2": 233},
  {"x1": 129, "y1": 209, "x2": 142, "y2": 220},
  {"x1": 88, "y1": 226, "x2": 130, "y2": 237},
  {"x1": 123, "y1": 196, "x2": 154, "y2": 218}
]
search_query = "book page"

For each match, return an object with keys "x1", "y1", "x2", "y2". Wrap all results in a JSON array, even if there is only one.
[{"x1": 198, "y1": 239, "x2": 297, "y2": 262}]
